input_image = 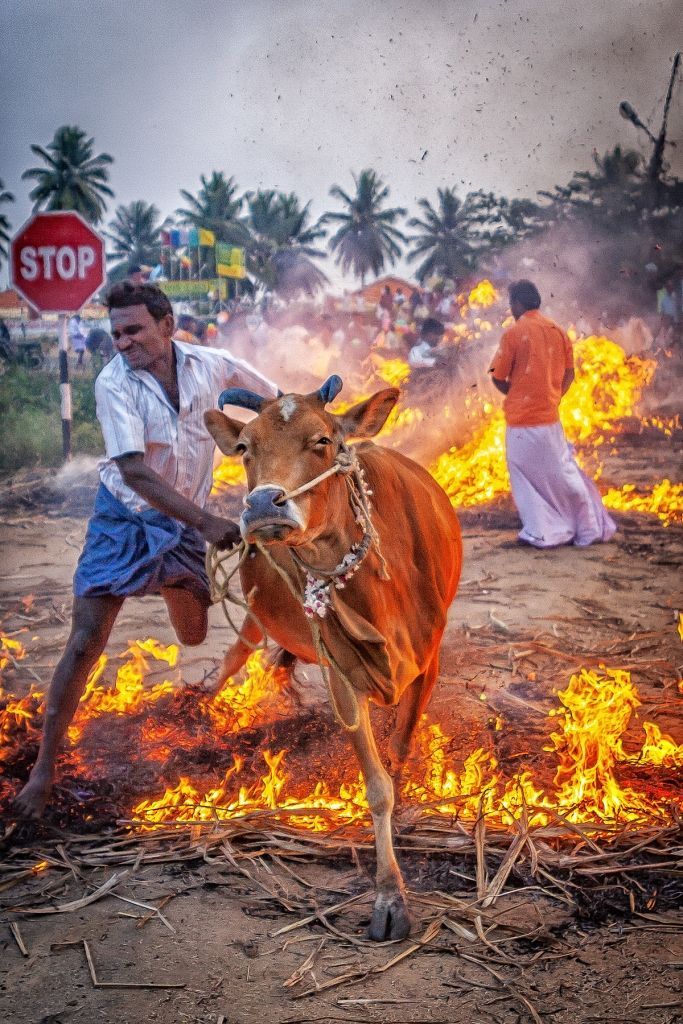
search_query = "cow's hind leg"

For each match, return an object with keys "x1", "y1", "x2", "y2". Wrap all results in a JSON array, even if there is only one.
[
  {"x1": 350, "y1": 696, "x2": 411, "y2": 941},
  {"x1": 387, "y1": 654, "x2": 439, "y2": 779}
]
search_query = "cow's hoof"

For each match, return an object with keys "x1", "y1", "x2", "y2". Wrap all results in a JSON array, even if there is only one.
[{"x1": 368, "y1": 892, "x2": 411, "y2": 941}]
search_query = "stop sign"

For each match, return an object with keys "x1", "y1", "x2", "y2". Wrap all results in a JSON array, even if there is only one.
[{"x1": 11, "y1": 211, "x2": 106, "y2": 313}]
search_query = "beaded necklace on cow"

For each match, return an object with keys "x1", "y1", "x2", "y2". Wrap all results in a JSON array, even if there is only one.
[{"x1": 206, "y1": 442, "x2": 390, "y2": 732}]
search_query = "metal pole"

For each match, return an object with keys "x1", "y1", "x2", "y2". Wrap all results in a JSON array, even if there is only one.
[
  {"x1": 648, "y1": 51, "x2": 681, "y2": 188},
  {"x1": 59, "y1": 313, "x2": 72, "y2": 460}
]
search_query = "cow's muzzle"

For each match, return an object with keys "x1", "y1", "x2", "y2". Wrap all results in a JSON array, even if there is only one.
[{"x1": 240, "y1": 485, "x2": 302, "y2": 542}]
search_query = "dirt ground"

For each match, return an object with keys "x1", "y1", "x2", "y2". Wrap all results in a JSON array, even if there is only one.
[{"x1": 0, "y1": 428, "x2": 682, "y2": 1024}]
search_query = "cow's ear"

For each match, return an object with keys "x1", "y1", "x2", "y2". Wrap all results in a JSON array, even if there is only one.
[
  {"x1": 336, "y1": 388, "x2": 399, "y2": 438},
  {"x1": 204, "y1": 409, "x2": 244, "y2": 454}
]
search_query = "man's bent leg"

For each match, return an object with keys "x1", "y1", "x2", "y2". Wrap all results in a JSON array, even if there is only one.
[
  {"x1": 14, "y1": 594, "x2": 124, "y2": 818},
  {"x1": 161, "y1": 585, "x2": 210, "y2": 647}
]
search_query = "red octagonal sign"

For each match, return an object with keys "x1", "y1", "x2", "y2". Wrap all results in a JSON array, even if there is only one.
[{"x1": 11, "y1": 211, "x2": 106, "y2": 313}]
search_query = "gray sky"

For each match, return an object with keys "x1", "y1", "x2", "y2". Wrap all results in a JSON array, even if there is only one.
[{"x1": 1, "y1": 0, "x2": 681, "y2": 287}]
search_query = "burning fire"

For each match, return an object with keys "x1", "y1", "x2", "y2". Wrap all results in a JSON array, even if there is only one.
[
  {"x1": 466, "y1": 278, "x2": 498, "y2": 309},
  {"x1": 3, "y1": 628, "x2": 679, "y2": 832},
  {"x1": 373, "y1": 356, "x2": 412, "y2": 388},
  {"x1": 130, "y1": 661, "x2": 682, "y2": 829}
]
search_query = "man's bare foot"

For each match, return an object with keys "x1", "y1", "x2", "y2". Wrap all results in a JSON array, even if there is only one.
[{"x1": 13, "y1": 772, "x2": 53, "y2": 818}]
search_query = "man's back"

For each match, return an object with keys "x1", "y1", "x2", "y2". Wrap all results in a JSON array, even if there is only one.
[{"x1": 492, "y1": 310, "x2": 573, "y2": 427}]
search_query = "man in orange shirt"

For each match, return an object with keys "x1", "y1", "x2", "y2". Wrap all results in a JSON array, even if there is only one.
[{"x1": 490, "y1": 280, "x2": 616, "y2": 548}]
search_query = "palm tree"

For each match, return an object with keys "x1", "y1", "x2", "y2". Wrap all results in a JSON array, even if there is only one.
[
  {"x1": 22, "y1": 125, "x2": 113, "y2": 224},
  {"x1": 104, "y1": 200, "x2": 165, "y2": 280},
  {"x1": 323, "y1": 169, "x2": 406, "y2": 286},
  {"x1": 241, "y1": 190, "x2": 328, "y2": 297},
  {"x1": 406, "y1": 188, "x2": 477, "y2": 283},
  {"x1": 0, "y1": 179, "x2": 15, "y2": 270},
  {"x1": 176, "y1": 172, "x2": 244, "y2": 242}
]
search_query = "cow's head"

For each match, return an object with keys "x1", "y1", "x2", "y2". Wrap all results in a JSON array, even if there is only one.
[{"x1": 205, "y1": 375, "x2": 399, "y2": 544}]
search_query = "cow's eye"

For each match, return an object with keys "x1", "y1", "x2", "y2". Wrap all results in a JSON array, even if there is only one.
[
  {"x1": 234, "y1": 441, "x2": 248, "y2": 455},
  {"x1": 314, "y1": 436, "x2": 332, "y2": 447}
]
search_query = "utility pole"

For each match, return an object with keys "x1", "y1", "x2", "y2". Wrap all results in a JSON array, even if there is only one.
[
  {"x1": 648, "y1": 51, "x2": 681, "y2": 188},
  {"x1": 620, "y1": 51, "x2": 680, "y2": 203}
]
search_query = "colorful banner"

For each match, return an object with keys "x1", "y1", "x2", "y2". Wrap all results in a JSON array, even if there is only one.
[
  {"x1": 187, "y1": 226, "x2": 199, "y2": 247},
  {"x1": 216, "y1": 243, "x2": 246, "y2": 279},
  {"x1": 198, "y1": 227, "x2": 215, "y2": 246},
  {"x1": 158, "y1": 278, "x2": 226, "y2": 299}
]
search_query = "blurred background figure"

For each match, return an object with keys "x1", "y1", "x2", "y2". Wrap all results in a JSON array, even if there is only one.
[
  {"x1": 174, "y1": 314, "x2": 201, "y2": 345},
  {"x1": 86, "y1": 322, "x2": 114, "y2": 369},
  {"x1": 68, "y1": 313, "x2": 88, "y2": 368}
]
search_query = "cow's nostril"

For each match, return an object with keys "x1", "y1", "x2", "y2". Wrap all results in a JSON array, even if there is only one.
[{"x1": 245, "y1": 486, "x2": 286, "y2": 510}]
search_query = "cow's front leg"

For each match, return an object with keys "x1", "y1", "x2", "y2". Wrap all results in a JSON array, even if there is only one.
[
  {"x1": 349, "y1": 695, "x2": 411, "y2": 941},
  {"x1": 210, "y1": 617, "x2": 264, "y2": 691}
]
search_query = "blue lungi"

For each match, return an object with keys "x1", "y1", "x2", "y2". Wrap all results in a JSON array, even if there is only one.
[{"x1": 73, "y1": 484, "x2": 210, "y2": 600}]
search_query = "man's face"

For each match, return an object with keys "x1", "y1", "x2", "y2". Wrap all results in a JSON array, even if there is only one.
[{"x1": 110, "y1": 304, "x2": 173, "y2": 371}]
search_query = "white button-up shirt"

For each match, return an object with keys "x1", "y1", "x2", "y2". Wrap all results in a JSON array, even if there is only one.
[{"x1": 96, "y1": 341, "x2": 276, "y2": 512}]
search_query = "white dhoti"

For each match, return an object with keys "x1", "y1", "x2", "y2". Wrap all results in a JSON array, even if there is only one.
[{"x1": 506, "y1": 422, "x2": 617, "y2": 548}]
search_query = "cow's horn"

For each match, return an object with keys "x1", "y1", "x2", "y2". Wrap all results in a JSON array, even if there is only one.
[
  {"x1": 218, "y1": 388, "x2": 271, "y2": 413},
  {"x1": 317, "y1": 375, "x2": 343, "y2": 405}
]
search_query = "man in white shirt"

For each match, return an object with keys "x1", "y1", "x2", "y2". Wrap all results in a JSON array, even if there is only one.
[
  {"x1": 15, "y1": 282, "x2": 278, "y2": 818},
  {"x1": 408, "y1": 317, "x2": 446, "y2": 369}
]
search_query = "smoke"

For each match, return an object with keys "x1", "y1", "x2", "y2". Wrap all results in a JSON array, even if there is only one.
[{"x1": 51, "y1": 454, "x2": 101, "y2": 491}]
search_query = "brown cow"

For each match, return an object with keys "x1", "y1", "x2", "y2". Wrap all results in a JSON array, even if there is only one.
[{"x1": 205, "y1": 375, "x2": 462, "y2": 940}]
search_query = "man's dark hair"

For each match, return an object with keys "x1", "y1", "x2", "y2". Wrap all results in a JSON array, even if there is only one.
[
  {"x1": 105, "y1": 281, "x2": 172, "y2": 321},
  {"x1": 508, "y1": 280, "x2": 541, "y2": 311},
  {"x1": 421, "y1": 317, "x2": 445, "y2": 337}
]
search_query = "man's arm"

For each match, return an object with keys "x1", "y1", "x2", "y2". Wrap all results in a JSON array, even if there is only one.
[
  {"x1": 216, "y1": 350, "x2": 279, "y2": 399},
  {"x1": 489, "y1": 331, "x2": 513, "y2": 395},
  {"x1": 561, "y1": 367, "x2": 575, "y2": 395},
  {"x1": 116, "y1": 453, "x2": 240, "y2": 548}
]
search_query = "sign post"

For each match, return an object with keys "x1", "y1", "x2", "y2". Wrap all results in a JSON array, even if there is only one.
[
  {"x1": 58, "y1": 315, "x2": 72, "y2": 458},
  {"x1": 10, "y1": 211, "x2": 106, "y2": 460}
]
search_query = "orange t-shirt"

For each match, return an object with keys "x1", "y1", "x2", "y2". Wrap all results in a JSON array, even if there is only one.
[{"x1": 490, "y1": 310, "x2": 573, "y2": 427}]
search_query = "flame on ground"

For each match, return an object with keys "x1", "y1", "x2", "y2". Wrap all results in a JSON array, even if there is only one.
[
  {"x1": 123, "y1": 659, "x2": 681, "y2": 831},
  {"x1": 2, "y1": 624, "x2": 680, "y2": 832}
]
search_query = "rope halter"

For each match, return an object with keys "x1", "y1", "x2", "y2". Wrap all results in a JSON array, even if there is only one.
[{"x1": 268, "y1": 442, "x2": 389, "y2": 617}]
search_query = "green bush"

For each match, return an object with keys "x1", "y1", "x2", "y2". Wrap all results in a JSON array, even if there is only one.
[{"x1": 0, "y1": 366, "x2": 103, "y2": 474}]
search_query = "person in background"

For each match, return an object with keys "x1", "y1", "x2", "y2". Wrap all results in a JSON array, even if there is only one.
[
  {"x1": 378, "y1": 284, "x2": 394, "y2": 315},
  {"x1": 408, "y1": 317, "x2": 445, "y2": 368},
  {"x1": 394, "y1": 287, "x2": 405, "y2": 309},
  {"x1": 174, "y1": 313, "x2": 201, "y2": 344},
  {"x1": 408, "y1": 288, "x2": 422, "y2": 314},
  {"x1": 655, "y1": 277, "x2": 679, "y2": 348},
  {"x1": 127, "y1": 264, "x2": 149, "y2": 284},
  {"x1": 68, "y1": 313, "x2": 88, "y2": 368},
  {"x1": 0, "y1": 317, "x2": 11, "y2": 344},
  {"x1": 490, "y1": 279, "x2": 616, "y2": 549},
  {"x1": 14, "y1": 281, "x2": 279, "y2": 819},
  {"x1": 86, "y1": 323, "x2": 114, "y2": 368}
]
